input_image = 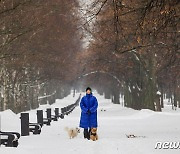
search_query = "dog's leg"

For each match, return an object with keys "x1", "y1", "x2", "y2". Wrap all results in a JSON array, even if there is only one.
[
  {"x1": 70, "y1": 130, "x2": 73, "y2": 139},
  {"x1": 70, "y1": 133, "x2": 72, "y2": 139},
  {"x1": 96, "y1": 135, "x2": 98, "y2": 140}
]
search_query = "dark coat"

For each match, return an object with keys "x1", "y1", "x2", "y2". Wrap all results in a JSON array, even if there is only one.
[{"x1": 79, "y1": 93, "x2": 98, "y2": 129}]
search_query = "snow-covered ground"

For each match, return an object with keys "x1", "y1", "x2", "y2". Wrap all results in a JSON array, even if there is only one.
[{"x1": 0, "y1": 92, "x2": 180, "y2": 154}]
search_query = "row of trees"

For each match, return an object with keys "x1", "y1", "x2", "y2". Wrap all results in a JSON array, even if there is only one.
[
  {"x1": 79, "y1": 0, "x2": 179, "y2": 111},
  {"x1": 0, "y1": 0, "x2": 179, "y2": 113},
  {"x1": 0, "y1": 0, "x2": 82, "y2": 113}
]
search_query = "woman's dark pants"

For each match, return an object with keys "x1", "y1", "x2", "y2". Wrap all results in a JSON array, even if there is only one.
[{"x1": 84, "y1": 128, "x2": 91, "y2": 140}]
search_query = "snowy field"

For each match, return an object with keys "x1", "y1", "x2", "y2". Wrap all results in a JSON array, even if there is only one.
[{"x1": 0, "y1": 92, "x2": 180, "y2": 154}]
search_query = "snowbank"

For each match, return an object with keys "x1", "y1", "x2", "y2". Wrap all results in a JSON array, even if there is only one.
[{"x1": 0, "y1": 92, "x2": 180, "y2": 154}]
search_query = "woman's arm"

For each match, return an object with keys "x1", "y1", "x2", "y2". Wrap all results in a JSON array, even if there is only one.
[
  {"x1": 89, "y1": 97, "x2": 98, "y2": 113},
  {"x1": 80, "y1": 97, "x2": 88, "y2": 113}
]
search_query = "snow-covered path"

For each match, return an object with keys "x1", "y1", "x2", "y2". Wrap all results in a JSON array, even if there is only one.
[{"x1": 0, "y1": 92, "x2": 180, "y2": 154}]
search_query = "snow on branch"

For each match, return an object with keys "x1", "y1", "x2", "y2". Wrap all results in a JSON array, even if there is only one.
[
  {"x1": 78, "y1": 70, "x2": 121, "y2": 84},
  {"x1": 38, "y1": 91, "x2": 56, "y2": 100}
]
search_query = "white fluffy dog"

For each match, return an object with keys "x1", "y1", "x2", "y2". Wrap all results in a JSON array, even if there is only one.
[{"x1": 64, "y1": 127, "x2": 80, "y2": 139}]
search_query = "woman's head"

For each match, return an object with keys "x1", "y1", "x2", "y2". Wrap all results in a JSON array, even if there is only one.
[{"x1": 86, "y1": 87, "x2": 92, "y2": 94}]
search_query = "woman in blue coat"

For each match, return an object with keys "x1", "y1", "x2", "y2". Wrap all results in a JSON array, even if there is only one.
[{"x1": 79, "y1": 87, "x2": 98, "y2": 140}]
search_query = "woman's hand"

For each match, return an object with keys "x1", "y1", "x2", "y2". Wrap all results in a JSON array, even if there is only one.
[{"x1": 87, "y1": 110, "x2": 91, "y2": 115}]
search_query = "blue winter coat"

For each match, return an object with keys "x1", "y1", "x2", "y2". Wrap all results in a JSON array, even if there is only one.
[{"x1": 79, "y1": 93, "x2": 98, "y2": 129}]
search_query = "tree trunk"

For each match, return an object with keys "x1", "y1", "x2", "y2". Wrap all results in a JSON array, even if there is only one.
[
  {"x1": 143, "y1": 46, "x2": 157, "y2": 111},
  {"x1": 173, "y1": 82, "x2": 177, "y2": 110},
  {"x1": 124, "y1": 83, "x2": 132, "y2": 108},
  {"x1": 160, "y1": 85, "x2": 164, "y2": 108},
  {"x1": 104, "y1": 89, "x2": 111, "y2": 99},
  {"x1": 2, "y1": 71, "x2": 9, "y2": 111},
  {"x1": 155, "y1": 94, "x2": 162, "y2": 111},
  {"x1": 111, "y1": 96, "x2": 114, "y2": 103},
  {"x1": 171, "y1": 96, "x2": 174, "y2": 110},
  {"x1": 113, "y1": 91, "x2": 120, "y2": 104},
  {"x1": 178, "y1": 83, "x2": 180, "y2": 108}
]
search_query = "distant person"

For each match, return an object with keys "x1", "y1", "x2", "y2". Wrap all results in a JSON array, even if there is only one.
[{"x1": 79, "y1": 87, "x2": 98, "y2": 140}]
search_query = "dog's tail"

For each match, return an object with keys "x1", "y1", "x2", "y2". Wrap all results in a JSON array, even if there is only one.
[{"x1": 64, "y1": 127, "x2": 69, "y2": 132}]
